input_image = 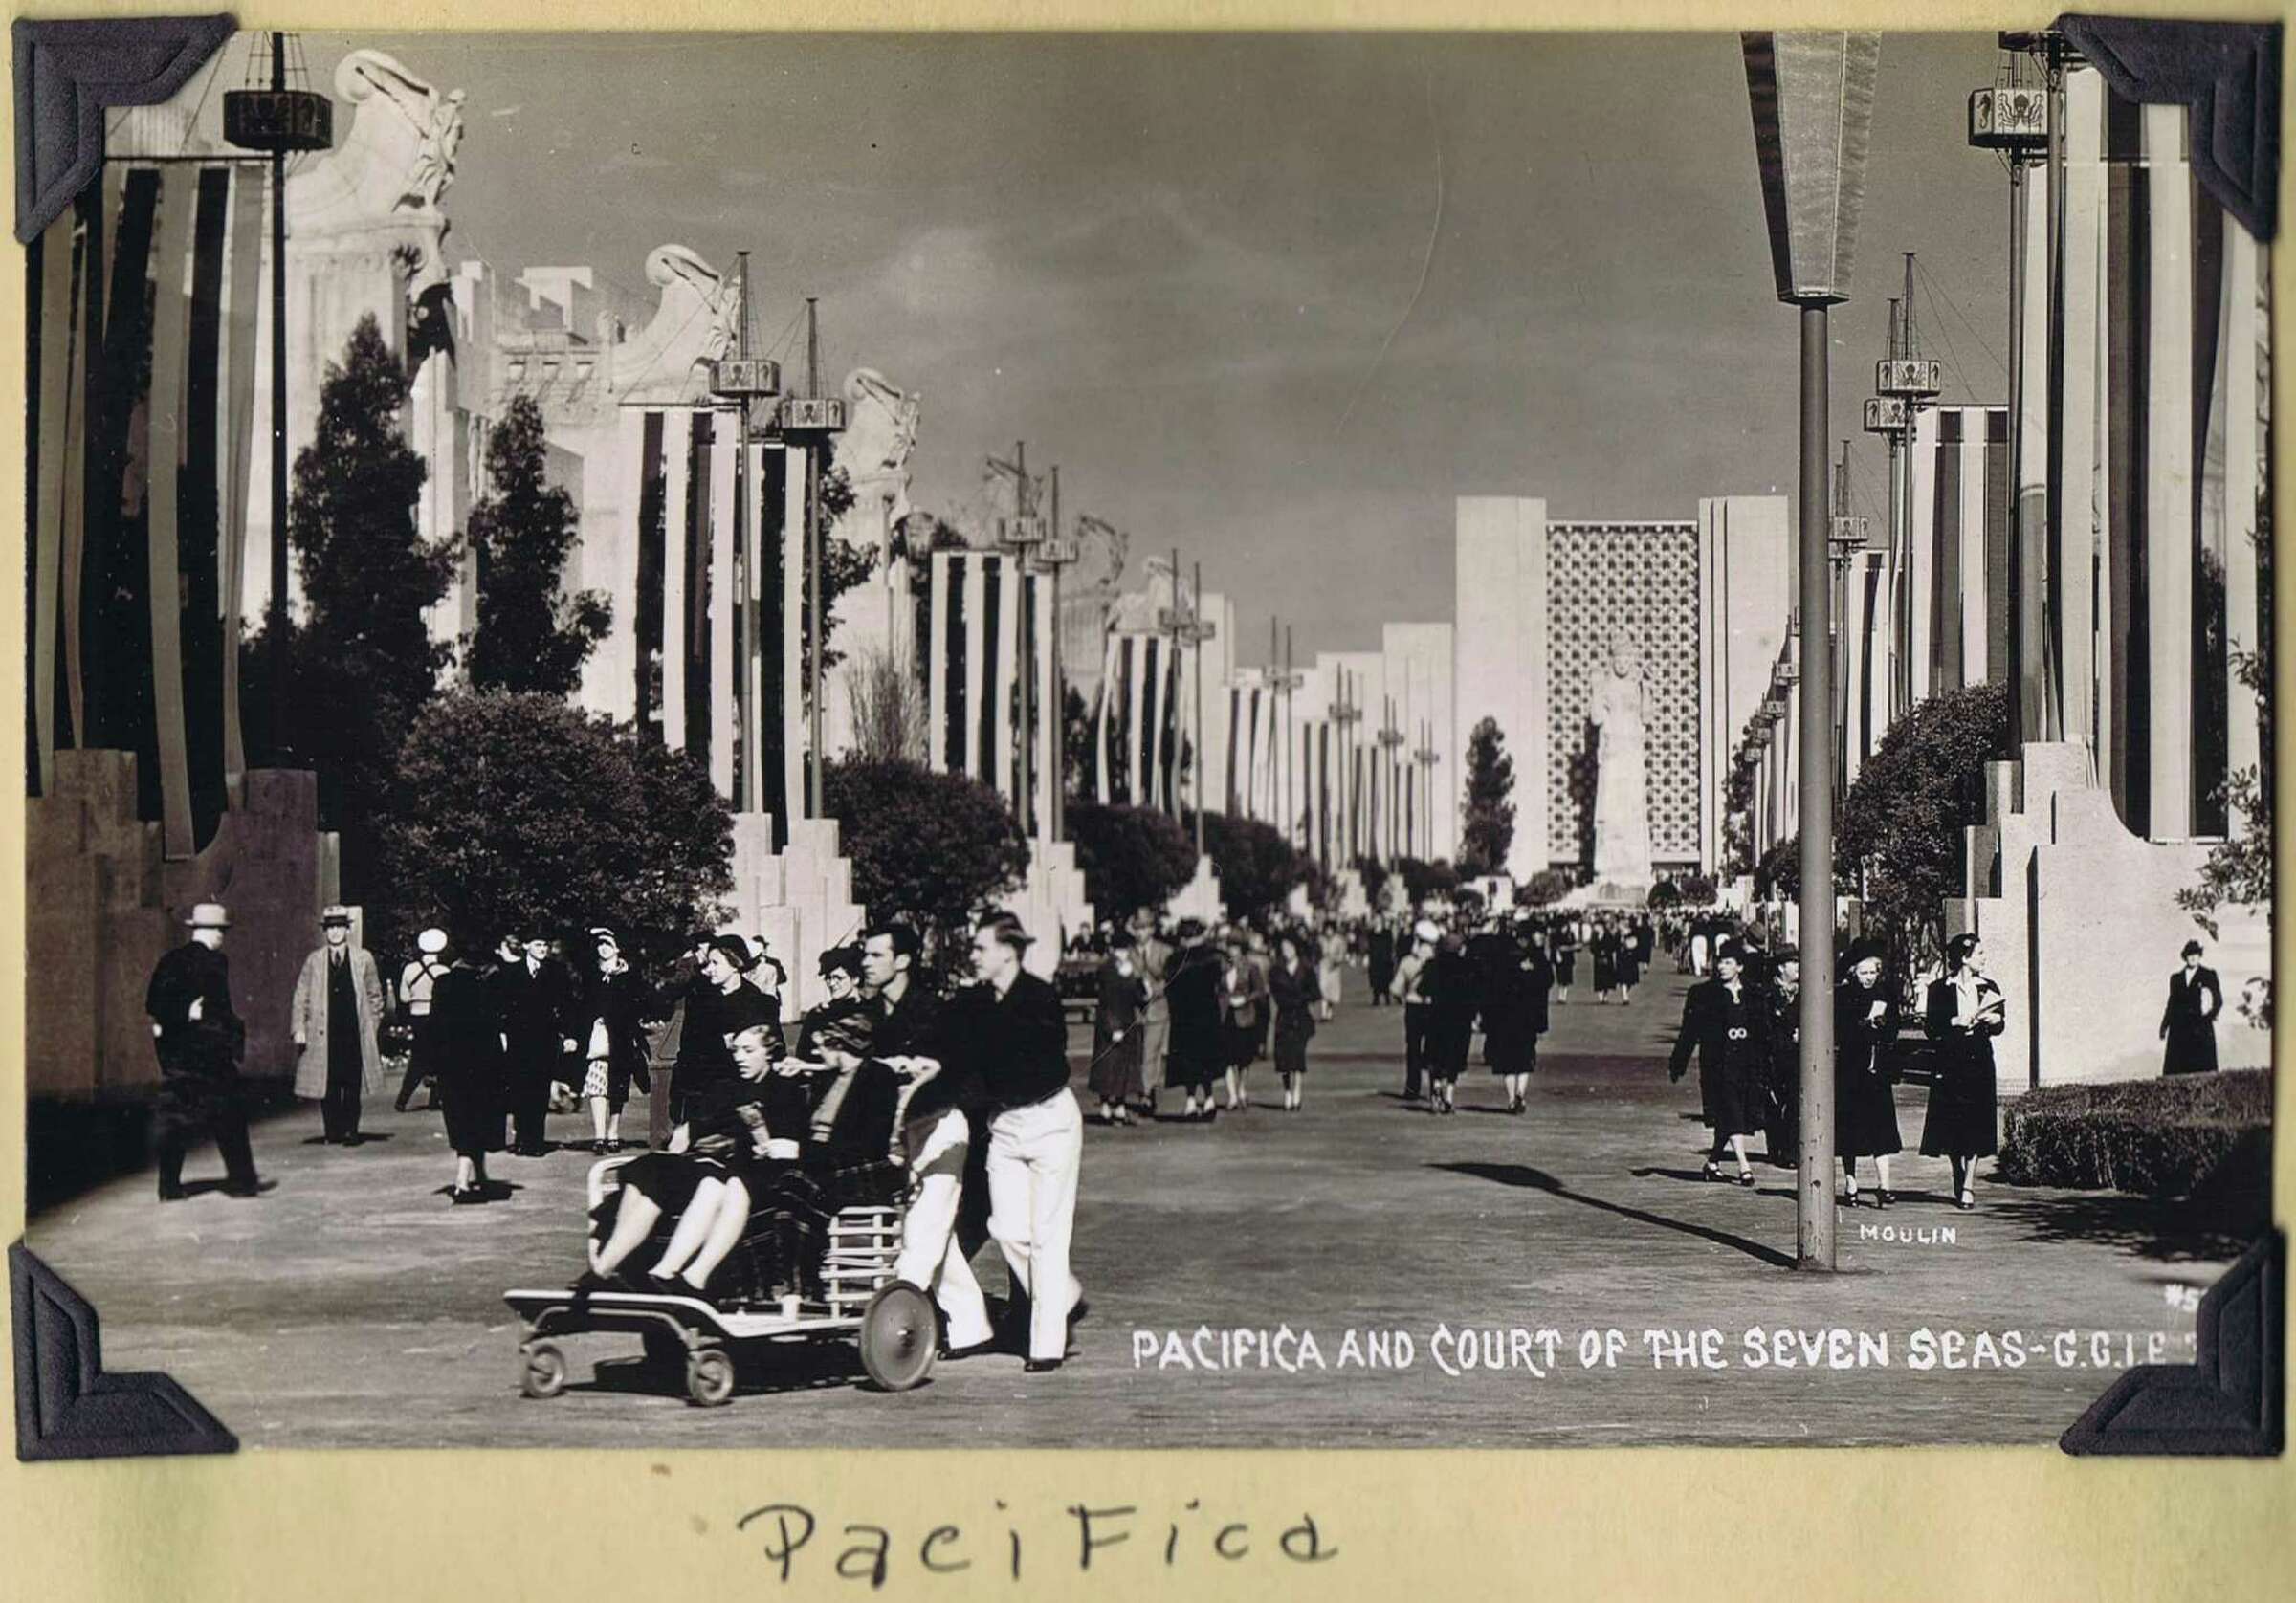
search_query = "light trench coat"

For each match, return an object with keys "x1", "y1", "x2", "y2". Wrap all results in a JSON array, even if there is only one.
[{"x1": 290, "y1": 944, "x2": 386, "y2": 1099}]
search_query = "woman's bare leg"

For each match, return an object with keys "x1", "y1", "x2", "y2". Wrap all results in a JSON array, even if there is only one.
[
  {"x1": 681, "y1": 1178, "x2": 752, "y2": 1288},
  {"x1": 592, "y1": 1191, "x2": 663, "y2": 1273},
  {"x1": 649, "y1": 1177, "x2": 726, "y2": 1279}
]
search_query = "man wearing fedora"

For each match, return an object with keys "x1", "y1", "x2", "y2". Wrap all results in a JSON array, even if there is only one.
[
  {"x1": 292, "y1": 906, "x2": 387, "y2": 1145},
  {"x1": 144, "y1": 902, "x2": 266, "y2": 1199}
]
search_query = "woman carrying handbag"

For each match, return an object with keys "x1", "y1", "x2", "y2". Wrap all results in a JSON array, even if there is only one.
[{"x1": 1921, "y1": 933, "x2": 2003, "y2": 1212}]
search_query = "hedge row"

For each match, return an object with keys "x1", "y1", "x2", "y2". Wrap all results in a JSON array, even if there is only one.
[{"x1": 1997, "y1": 1069, "x2": 2272, "y2": 1197}]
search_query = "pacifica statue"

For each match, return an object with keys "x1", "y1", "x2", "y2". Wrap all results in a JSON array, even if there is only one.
[{"x1": 1586, "y1": 628, "x2": 1655, "y2": 888}]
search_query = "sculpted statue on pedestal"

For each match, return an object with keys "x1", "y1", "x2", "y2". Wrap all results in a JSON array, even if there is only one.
[{"x1": 1587, "y1": 628, "x2": 1655, "y2": 887}]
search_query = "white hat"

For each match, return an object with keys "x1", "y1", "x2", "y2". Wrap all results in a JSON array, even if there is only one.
[
  {"x1": 416, "y1": 928, "x2": 449, "y2": 955},
  {"x1": 1413, "y1": 919, "x2": 1442, "y2": 945},
  {"x1": 320, "y1": 904, "x2": 353, "y2": 927},
  {"x1": 185, "y1": 902, "x2": 231, "y2": 930}
]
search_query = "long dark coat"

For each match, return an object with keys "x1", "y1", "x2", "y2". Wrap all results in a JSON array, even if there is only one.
[
  {"x1": 497, "y1": 957, "x2": 578, "y2": 1092},
  {"x1": 1089, "y1": 961, "x2": 1149, "y2": 1103},
  {"x1": 1832, "y1": 977, "x2": 1904, "y2": 1158},
  {"x1": 1269, "y1": 959, "x2": 1320, "y2": 1077},
  {"x1": 1667, "y1": 976, "x2": 1769, "y2": 1137},
  {"x1": 1921, "y1": 975, "x2": 2002, "y2": 1157},
  {"x1": 1481, "y1": 942, "x2": 1552, "y2": 1075},
  {"x1": 1163, "y1": 944, "x2": 1225, "y2": 1091},
  {"x1": 145, "y1": 941, "x2": 247, "y2": 1141},
  {"x1": 2160, "y1": 966, "x2": 2223, "y2": 1075},
  {"x1": 1762, "y1": 980, "x2": 1801, "y2": 1159},
  {"x1": 429, "y1": 963, "x2": 508, "y2": 1157},
  {"x1": 579, "y1": 961, "x2": 655, "y2": 1105}
]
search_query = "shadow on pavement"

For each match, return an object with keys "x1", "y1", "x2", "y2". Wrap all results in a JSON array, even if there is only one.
[
  {"x1": 1434, "y1": 1160, "x2": 1795, "y2": 1268},
  {"x1": 576, "y1": 1344, "x2": 863, "y2": 1401},
  {"x1": 1974, "y1": 1185, "x2": 2268, "y2": 1264}
]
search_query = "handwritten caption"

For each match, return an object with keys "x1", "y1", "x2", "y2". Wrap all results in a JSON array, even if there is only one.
[
  {"x1": 735, "y1": 1501, "x2": 1336, "y2": 1587},
  {"x1": 1130, "y1": 1325, "x2": 2199, "y2": 1375}
]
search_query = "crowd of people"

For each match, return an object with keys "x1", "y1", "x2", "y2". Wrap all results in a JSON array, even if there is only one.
[{"x1": 139, "y1": 880, "x2": 2234, "y2": 1379}]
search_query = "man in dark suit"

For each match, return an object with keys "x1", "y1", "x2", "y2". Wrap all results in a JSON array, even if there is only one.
[
  {"x1": 144, "y1": 902, "x2": 267, "y2": 1200},
  {"x1": 497, "y1": 931, "x2": 578, "y2": 1154}
]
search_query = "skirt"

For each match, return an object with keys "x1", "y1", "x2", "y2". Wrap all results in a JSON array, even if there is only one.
[
  {"x1": 1274, "y1": 1028, "x2": 1311, "y2": 1078},
  {"x1": 2163, "y1": 1021, "x2": 2219, "y2": 1075},
  {"x1": 1088, "y1": 1031, "x2": 1146, "y2": 1103},
  {"x1": 1592, "y1": 952, "x2": 1618, "y2": 989},
  {"x1": 1835, "y1": 1068, "x2": 1902, "y2": 1158},
  {"x1": 1486, "y1": 1030, "x2": 1536, "y2": 1076},
  {"x1": 439, "y1": 1061, "x2": 508, "y2": 1158},
  {"x1": 1919, "y1": 1063, "x2": 1998, "y2": 1158},
  {"x1": 1225, "y1": 1021, "x2": 1262, "y2": 1070},
  {"x1": 1318, "y1": 961, "x2": 1344, "y2": 1007},
  {"x1": 1701, "y1": 1050, "x2": 1765, "y2": 1139}
]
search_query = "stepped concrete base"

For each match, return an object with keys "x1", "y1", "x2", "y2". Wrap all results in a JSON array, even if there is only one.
[
  {"x1": 29, "y1": 751, "x2": 333, "y2": 1097},
  {"x1": 726, "y1": 814, "x2": 867, "y2": 1020},
  {"x1": 995, "y1": 839, "x2": 1095, "y2": 979},
  {"x1": 1951, "y1": 741, "x2": 2270, "y2": 1089},
  {"x1": 1165, "y1": 854, "x2": 1225, "y2": 927}
]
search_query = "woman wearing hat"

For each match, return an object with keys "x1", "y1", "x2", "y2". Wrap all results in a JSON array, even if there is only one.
[
  {"x1": 1163, "y1": 919, "x2": 1225, "y2": 1122},
  {"x1": 578, "y1": 929, "x2": 654, "y2": 1156},
  {"x1": 1089, "y1": 933, "x2": 1150, "y2": 1125},
  {"x1": 1269, "y1": 931, "x2": 1322, "y2": 1111},
  {"x1": 426, "y1": 937, "x2": 509, "y2": 1202},
  {"x1": 671, "y1": 935, "x2": 784, "y2": 1126},
  {"x1": 1922, "y1": 933, "x2": 2004, "y2": 1210},
  {"x1": 1666, "y1": 938, "x2": 1769, "y2": 1184},
  {"x1": 1834, "y1": 941, "x2": 1905, "y2": 1207},
  {"x1": 2159, "y1": 939, "x2": 2223, "y2": 1076}
]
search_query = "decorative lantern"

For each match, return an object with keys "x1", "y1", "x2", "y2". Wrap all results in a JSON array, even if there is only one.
[{"x1": 1743, "y1": 31, "x2": 1882, "y2": 306}]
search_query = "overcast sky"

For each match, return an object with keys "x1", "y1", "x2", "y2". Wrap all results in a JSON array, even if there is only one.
[{"x1": 279, "y1": 30, "x2": 2010, "y2": 662}]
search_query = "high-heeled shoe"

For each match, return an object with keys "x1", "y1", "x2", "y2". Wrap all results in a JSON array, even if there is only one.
[
  {"x1": 1956, "y1": 1190, "x2": 1976, "y2": 1212},
  {"x1": 1874, "y1": 1189, "x2": 1894, "y2": 1209},
  {"x1": 1703, "y1": 1161, "x2": 1726, "y2": 1182}
]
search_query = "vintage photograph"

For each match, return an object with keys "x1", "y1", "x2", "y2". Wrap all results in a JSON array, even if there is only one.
[{"x1": 18, "y1": 25, "x2": 2275, "y2": 1449}]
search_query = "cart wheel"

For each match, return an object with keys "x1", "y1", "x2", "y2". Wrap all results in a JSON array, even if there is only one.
[
  {"x1": 519, "y1": 1342, "x2": 568, "y2": 1399},
  {"x1": 859, "y1": 1283, "x2": 938, "y2": 1392},
  {"x1": 685, "y1": 1347, "x2": 738, "y2": 1407}
]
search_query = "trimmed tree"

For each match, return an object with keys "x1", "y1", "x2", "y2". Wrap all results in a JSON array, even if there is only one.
[
  {"x1": 1457, "y1": 715, "x2": 1517, "y2": 877},
  {"x1": 1194, "y1": 810, "x2": 1307, "y2": 920},
  {"x1": 823, "y1": 758, "x2": 1028, "y2": 940},
  {"x1": 1067, "y1": 801, "x2": 1197, "y2": 923},
  {"x1": 466, "y1": 393, "x2": 611, "y2": 696},
  {"x1": 275, "y1": 314, "x2": 456, "y2": 901},
  {"x1": 1838, "y1": 680, "x2": 2010, "y2": 967},
  {"x1": 1516, "y1": 867, "x2": 1576, "y2": 907},
  {"x1": 376, "y1": 689, "x2": 734, "y2": 977}
]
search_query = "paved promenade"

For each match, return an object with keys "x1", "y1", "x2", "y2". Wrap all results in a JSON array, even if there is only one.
[{"x1": 24, "y1": 968, "x2": 2249, "y2": 1448}]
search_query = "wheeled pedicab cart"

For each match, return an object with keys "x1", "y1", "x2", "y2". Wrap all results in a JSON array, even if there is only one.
[{"x1": 505, "y1": 1154, "x2": 940, "y2": 1405}]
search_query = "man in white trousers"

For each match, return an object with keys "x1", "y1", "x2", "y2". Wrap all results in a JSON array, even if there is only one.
[
  {"x1": 865, "y1": 923, "x2": 996, "y2": 1359},
  {"x1": 953, "y1": 913, "x2": 1085, "y2": 1372}
]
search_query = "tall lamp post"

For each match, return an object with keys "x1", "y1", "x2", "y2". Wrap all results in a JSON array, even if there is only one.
[
  {"x1": 223, "y1": 33, "x2": 334, "y2": 760},
  {"x1": 1744, "y1": 29, "x2": 1880, "y2": 1274},
  {"x1": 1828, "y1": 441, "x2": 1870, "y2": 797},
  {"x1": 707, "y1": 253, "x2": 782, "y2": 816},
  {"x1": 1377, "y1": 698, "x2": 1406, "y2": 867},
  {"x1": 778, "y1": 299, "x2": 846, "y2": 821},
  {"x1": 989, "y1": 443, "x2": 1047, "y2": 835}
]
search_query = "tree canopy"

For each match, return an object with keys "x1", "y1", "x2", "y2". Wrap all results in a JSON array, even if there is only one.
[
  {"x1": 1457, "y1": 715, "x2": 1517, "y2": 877},
  {"x1": 376, "y1": 689, "x2": 733, "y2": 977},
  {"x1": 823, "y1": 758, "x2": 1028, "y2": 939},
  {"x1": 1193, "y1": 810, "x2": 1307, "y2": 919},
  {"x1": 466, "y1": 393, "x2": 611, "y2": 697},
  {"x1": 1067, "y1": 802, "x2": 1198, "y2": 922}
]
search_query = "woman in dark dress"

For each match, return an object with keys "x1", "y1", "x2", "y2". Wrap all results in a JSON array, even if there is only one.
[
  {"x1": 1552, "y1": 923, "x2": 1578, "y2": 1005},
  {"x1": 1482, "y1": 923, "x2": 1552, "y2": 1115},
  {"x1": 1833, "y1": 942, "x2": 1904, "y2": 1207},
  {"x1": 1761, "y1": 954, "x2": 1800, "y2": 1168},
  {"x1": 577, "y1": 928, "x2": 653, "y2": 1156},
  {"x1": 1922, "y1": 933, "x2": 2003, "y2": 1211},
  {"x1": 2159, "y1": 939, "x2": 2223, "y2": 1075},
  {"x1": 1089, "y1": 935, "x2": 1150, "y2": 1124},
  {"x1": 429, "y1": 945, "x2": 508, "y2": 1203},
  {"x1": 1590, "y1": 926, "x2": 1619, "y2": 1003},
  {"x1": 1667, "y1": 940, "x2": 1769, "y2": 1184},
  {"x1": 1615, "y1": 925, "x2": 1644, "y2": 1004},
  {"x1": 1163, "y1": 923, "x2": 1225, "y2": 1123},
  {"x1": 671, "y1": 935, "x2": 784, "y2": 1126},
  {"x1": 1269, "y1": 933, "x2": 1321, "y2": 1110}
]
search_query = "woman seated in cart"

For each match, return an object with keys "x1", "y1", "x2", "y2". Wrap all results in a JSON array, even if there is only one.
[{"x1": 575, "y1": 1011, "x2": 929, "y2": 1302}]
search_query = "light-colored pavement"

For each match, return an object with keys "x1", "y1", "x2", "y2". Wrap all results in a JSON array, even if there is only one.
[{"x1": 24, "y1": 967, "x2": 2247, "y2": 1447}]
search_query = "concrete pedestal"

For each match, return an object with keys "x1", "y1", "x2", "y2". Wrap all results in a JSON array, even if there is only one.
[
  {"x1": 1951, "y1": 741, "x2": 2269, "y2": 1088},
  {"x1": 725, "y1": 814, "x2": 868, "y2": 1020},
  {"x1": 996, "y1": 839, "x2": 1096, "y2": 979},
  {"x1": 1166, "y1": 854, "x2": 1226, "y2": 927},
  {"x1": 30, "y1": 751, "x2": 330, "y2": 1097}
]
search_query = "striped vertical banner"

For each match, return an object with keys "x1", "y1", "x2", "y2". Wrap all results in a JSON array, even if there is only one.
[
  {"x1": 1125, "y1": 635, "x2": 1149, "y2": 806},
  {"x1": 1093, "y1": 632, "x2": 1116, "y2": 802},
  {"x1": 707, "y1": 409, "x2": 738, "y2": 800},
  {"x1": 659, "y1": 411, "x2": 693, "y2": 749},
  {"x1": 32, "y1": 163, "x2": 261, "y2": 853}
]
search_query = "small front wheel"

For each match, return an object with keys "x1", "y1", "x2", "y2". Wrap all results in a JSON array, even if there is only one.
[
  {"x1": 859, "y1": 1283, "x2": 938, "y2": 1392},
  {"x1": 519, "y1": 1342, "x2": 568, "y2": 1399},
  {"x1": 686, "y1": 1347, "x2": 737, "y2": 1407}
]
